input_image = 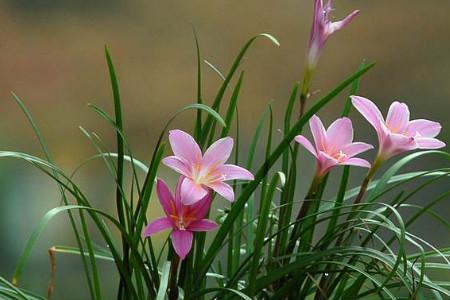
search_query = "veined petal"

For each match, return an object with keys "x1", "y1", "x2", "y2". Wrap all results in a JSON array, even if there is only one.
[
  {"x1": 207, "y1": 181, "x2": 234, "y2": 202},
  {"x1": 341, "y1": 142, "x2": 374, "y2": 157},
  {"x1": 156, "y1": 179, "x2": 176, "y2": 217},
  {"x1": 415, "y1": 137, "x2": 446, "y2": 149},
  {"x1": 171, "y1": 230, "x2": 193, "y2": 260},
  {"x1": 326, "y1": 117, "x2": 353, "y2": 151},
  {"x1": 143, "y1": 217, "x2": 173, "y2": 237},
  {"x1": 295, "y1": 135, "x2": 318, "y2": 157},
  {"x1": 188, "y1": 219, "x2": 218, "y2": 232},
  {"x1": 341, "y1": 157, "x2": 371, "y2": 168},
  {"x1": 407, "y1": 119, "x2": 442, "y2": 138},
  {"x1": 168, "y1": 130, "x2": 202, "y2": 165},
  {"x1": 217, "y1": 164, "x2": 254, "y2": 181},
  {"x1": 351, "y1": 96, "x2": 385, "y2": 132},
  {"x1": 180, "y1": 178, "x2": 208, "y2": 205},
  {"x1": 309, "y1": 115, "x2": 327, "y2": 152},
  {"x1": 202, "y1": 137, "x2": 233, "y2": 169},
  {"x1": 162, "y1": 156, "x2": 191, "y2": 178},
  {"x1": 386, "y1": 101, "x2": 410, "y2": 133}
]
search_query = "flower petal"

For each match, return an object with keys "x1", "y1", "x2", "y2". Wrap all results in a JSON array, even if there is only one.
[
  {"x1": 156, "y1": 179, "x2": 176, "y2": 216},
  {"x1": 386, "y1": 101, "x2": 410, "y2": 133},
  {"x1": 188, "y1": 219, "x2": 218, "y2": 232},
  {"x1": 328, "y1": 10, "x2": 360, "y2": 34},
  {"x1": 317, "y1": 151, "x2": 338, "y2": 175},
  {"x1": 162, "y1": 156, "x2": 191, "y2": 178},
  {"x1": 351, "y1": 96, "x2": 385, "y2": 132},
  {"x1": 188, "y1": 190, "x2": 213, "y2": 219},
  {"x1": 326, "y1": 117, "x2": 353, "y2": 151},
  {"x1": 143, "y1": 217, "x2": 173, "y2": 237},
  {"x1": 180, "y1": 177, "x2": 208, "y2": 205},
  {"x1": 171, "y1": 230, "x2": 193, "y2": 260},
  {"x1": 217, "y1": 164, "x2": 254, "y2": 181},
  {"x1": 341, "y1": 157, "x2": 371, "y2": 168},
  {"x1": 380, "y1": 133, "x2": 416, "y2": 158},
  {"x1": 295, "y1": 135, "x2": 317, "y2": 157},
  {"x1": 309, "y1": 115, "x2": 327, "y2": 152},
  {"x1": 202, "y1": 137, "x2": 233, "y2": 169},
  {"x1": 341, "y1": 142, "x2": 374, "y2": 157},
  {"x1": 415, "y1": 137, "x2": 446, "y2": 149},
  {"x1": 207, "y1": 181, "x2": 234, "y2": 202},
  {"x1": 168, "y1": 130, "x2": 202, "y2": 165},
  {"x1": 407, "y1": 119, "x2": 442, "y2": 138}
]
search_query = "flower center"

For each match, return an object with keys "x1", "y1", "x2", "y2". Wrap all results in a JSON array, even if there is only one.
[
  {"x1": 191, "y1": 163, "x2": 225, "y2": 185},
  {"x1": 333, "y1": 150, "x2": 347, "y2": 162},
  {"x1": 170, "y1": 214, "x2": 196, "y2": 231}
]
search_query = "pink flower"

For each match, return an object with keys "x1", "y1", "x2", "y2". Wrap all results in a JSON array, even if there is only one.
[
  {"x1": 307, "y1": 0, "x2": 360, "y2": 69},
  {"x1": 143, "y1": 178, "x2": 217, "y2": 260},
  {"x1": 162, "y1": 130, "x2": 254, "y2": 204},
  {"x1": 295, "y1": 115, "x2": 373, "y2": 176},
  {"x1": 351, "y1": 96, "x2": 446, "y2": 160}
]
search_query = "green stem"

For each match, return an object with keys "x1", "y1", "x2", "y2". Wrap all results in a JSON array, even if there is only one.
[
  {"x1": 286, "y1": 173, "x2": 324, "y2": 254},
  {"x1": 352, "y1": 156, "x2": 383, "y2": 206},
  {"x1": 168, "y1": 255, "x2": 180, "y2": 300},
  {"x1": 299, "y1": 67, "x2": 313, "y2": 118}
]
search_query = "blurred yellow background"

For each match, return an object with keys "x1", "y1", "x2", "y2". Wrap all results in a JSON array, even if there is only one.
[{"x1": 0, "y1": 0, "x2": 449, "y2": 299}]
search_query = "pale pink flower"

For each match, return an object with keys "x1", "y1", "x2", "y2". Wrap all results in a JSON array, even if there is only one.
[
  {"x1": 351, "y1": 96, "x2": 446, "y2": 160},
  {"x1": 162, "y1": 130, "x2": 254, "y2": 204},
  {"x1": 307, "y1": 0, "x2": 360, "y2": 69},
  {"x1": 143, "y1": 178, "x2": 217, "y2": 260},
  {"x1": 295, "y1": 115, "x2": 373, "y2": 176}
]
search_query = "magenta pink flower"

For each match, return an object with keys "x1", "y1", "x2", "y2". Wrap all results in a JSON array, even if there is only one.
[
  {"x1": 351, "y1": 96, "x2": 446, "y2": 160},
  {"x1": 307, "y1": 0, "x2": 360, "y2": 69},
  {"x1": 162, "y1": 130, "x2": 254, "y2": 205},
  {"x1": 295, "y1": 115, "x2": 373, "y2": 176},
  {"x1": 143, "y1": 178, "x2": 217, "y2": 260}
]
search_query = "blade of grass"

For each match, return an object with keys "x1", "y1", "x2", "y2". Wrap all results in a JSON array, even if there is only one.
[
  {"x1": 199, "y1": 33, "x2": 279, "y2": 147},
  {"x1": 11, "y1": 92, "x2": 98, "y2": 300},
  {"x1": 249, "y1": 172, "x2": 285, "y2": 296}
]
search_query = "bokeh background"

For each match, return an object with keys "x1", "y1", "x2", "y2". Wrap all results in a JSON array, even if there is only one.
[{"x1": 0, "y1": 0, "x2": 449, "y2": 299}]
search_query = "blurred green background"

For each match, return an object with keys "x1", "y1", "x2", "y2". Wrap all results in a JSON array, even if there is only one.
[{"x1": 0, "y1": 0, "x2": 449, "y2": 299}]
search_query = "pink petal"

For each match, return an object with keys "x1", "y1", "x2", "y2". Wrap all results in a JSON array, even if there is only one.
[
  {"x1": 156, "y1": 179, "x2": 176, "y2": 216},
  {"x1": 143, "y1": 217, "x2": 173, "y2": 237},
  {"x1": 217, "y1": 164, "x2": 254, "y2": 181},
  {"x1": 171, "y1": 230, "x2": 193, "y2": 260},
  {"x1": 162, "y1": 156, "x2": 191, "y2": 178},
  {"x1": 415, "y1": 137, "x2": 446, "y2": 149},
  {"x1": 188, "y1": 191, "x2": 213, "y2": 219},
  {"x1": 380, "y1": 133, "x2": 416, "y2": 158},
  {"x1": 202, "y1": 137, "x2": 233, "y2": 169},
  {"x1": 295, "y1": 135, "x2": 318, "y2": 157},
  {"x1": 351, "y1": 96, "x2": 385, "y2": 132},
  {"x1": 173, "y1": 176, "x2": 186, "y2": 213},
  {"x1": 187, "y1": 219, "x2": 218, "y2": 232},
  {"x1": 168, "y1": 130, "x2": 202, "y2": 165},
  {"x1": 317, "y1": 151, "x2": 338, "y2": 175},
  {"x1": 180, "y1": 177, "x2": 208, "y2": 205},
  {"x1": 407, "y1": 119, "x2": 442, "y2": 138},
  {"x1": 341, "y1": 142, "x2": 374, "y2": 157},
  {"x1": 207, "y1": 181, "x2": 234, "y2": 202},
  {"x1": 309, "y1": 115, "x2": 327, "y2": 152},
  {"x1": 341, "y1": 157, "x2": 371, "y2": 168},
  {"x1": 326, "y1": 117, "x2": 353, "y2": 150},
  {"x1": 386, "y1": 101, "x2": 410, "y2": 133},
  {"x1": 328, "y1": 10, "x2": 360, "y2": 34}
]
